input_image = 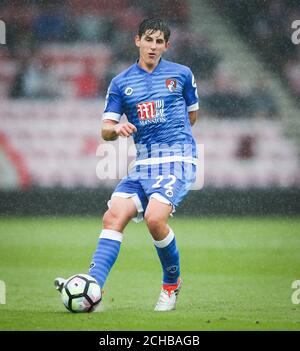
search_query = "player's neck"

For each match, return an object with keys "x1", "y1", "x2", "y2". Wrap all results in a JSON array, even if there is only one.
[{"x1": 138, "y1": 58, "x2": 160, "y2": 73}]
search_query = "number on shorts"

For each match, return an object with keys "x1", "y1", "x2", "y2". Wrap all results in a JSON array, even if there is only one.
[{"x1": 152, "y1": 175, "x2": 177, "y2": 190}]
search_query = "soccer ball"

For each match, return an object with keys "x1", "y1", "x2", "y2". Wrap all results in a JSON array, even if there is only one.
[{"x1": 61, "y1": 274, "x2": 102, "y2": 313}]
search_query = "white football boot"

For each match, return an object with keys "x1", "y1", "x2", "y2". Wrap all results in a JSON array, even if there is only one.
[
  {"x1": 154, "y1": 278, "x2": 182, "y2": 312},
  {"x1": 54, "y1": 277, "x2": 66, "y2": 293}
]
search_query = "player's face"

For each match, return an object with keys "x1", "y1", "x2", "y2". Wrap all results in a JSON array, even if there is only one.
[{"x1": 135, "y1": 30, "x2": 169, "y2": 71}]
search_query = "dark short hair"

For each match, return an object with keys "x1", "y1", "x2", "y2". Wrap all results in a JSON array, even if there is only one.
[{"x1": 138, "y1": 18, "x2": 171, "y2": 42}]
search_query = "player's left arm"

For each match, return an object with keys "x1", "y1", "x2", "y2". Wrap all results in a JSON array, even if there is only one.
[
  {"x1": 189, "y1": 110, "x2": 198, "y2": 126},
  {"x1": 183, "y1": 68, "x2": 199, "y2": 127}
]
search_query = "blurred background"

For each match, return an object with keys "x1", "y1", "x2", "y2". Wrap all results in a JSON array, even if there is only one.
[{"x1": 0, "y1": 0, "x2": 299, "y2": 216}]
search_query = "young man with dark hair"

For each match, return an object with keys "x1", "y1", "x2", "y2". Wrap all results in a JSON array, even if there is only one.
[{"x1": 55, "y1": 18, "x2": 199, "y2": 312}]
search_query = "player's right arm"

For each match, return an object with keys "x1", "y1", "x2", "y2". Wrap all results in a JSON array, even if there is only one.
[
  {"x1": 101, "y1": 79, "x2": 137, "y2": 141},
  {"x1": 102, "y1": 120, "x2": 137, "y2": 141}
]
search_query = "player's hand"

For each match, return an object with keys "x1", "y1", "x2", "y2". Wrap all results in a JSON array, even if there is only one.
[{"x1": 113, "y1": 122, "x2": 137, "y2": 137}]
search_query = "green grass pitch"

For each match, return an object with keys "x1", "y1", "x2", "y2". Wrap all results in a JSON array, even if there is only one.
[{"x1": 0, "y1": 216, "x2": 300, "y2": 331}]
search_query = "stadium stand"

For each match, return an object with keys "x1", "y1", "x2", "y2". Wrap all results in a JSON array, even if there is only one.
[
  {"x1": 0, "y1": 101, "x2": 299, "y2": 189},
  {"x1": 212, "y1": 0, "x2": 300, "y2": 101},
  {"x1": 0, "y1": 0, "x2": 299, "y2": 191}
]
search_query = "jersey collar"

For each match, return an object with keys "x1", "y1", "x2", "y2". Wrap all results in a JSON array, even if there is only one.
[{"x1": 135, "y1": 58, "x2": 164, "y2": 75}]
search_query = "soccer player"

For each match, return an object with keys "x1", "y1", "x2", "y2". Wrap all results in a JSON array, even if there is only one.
[{"x1": 55, "y1": 17, "x2": 199, "y2": 311}]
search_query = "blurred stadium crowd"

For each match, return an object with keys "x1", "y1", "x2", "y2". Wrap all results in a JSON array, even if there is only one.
[
  {"x1": 0, "y1": 0, "x2": 299, "y2": 191},
  {"x1": 0, "y1": 0, "x2": 280, "y2": 118},
  {"x1": 214, "y1": 0, "x2": 300, "y2": 102}
]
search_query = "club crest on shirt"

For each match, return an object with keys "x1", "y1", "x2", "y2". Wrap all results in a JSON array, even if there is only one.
[{"x1": 166, "y1": 78, "x2": 177, "y2": 92}]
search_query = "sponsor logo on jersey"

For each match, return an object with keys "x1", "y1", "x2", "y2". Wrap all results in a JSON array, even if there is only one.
[
  {"x1": 166, "y1": 78, "x2": 177, "y2": 92},
  {"x1": 125, "y1": 87, "x2": 133, "y2": 95},
  {"x1": 136, "y1": 100, "x2": 165, "y2": 125},
  {"x1": 137, "y1": 101, "x2": 156, "y2": 119}
]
